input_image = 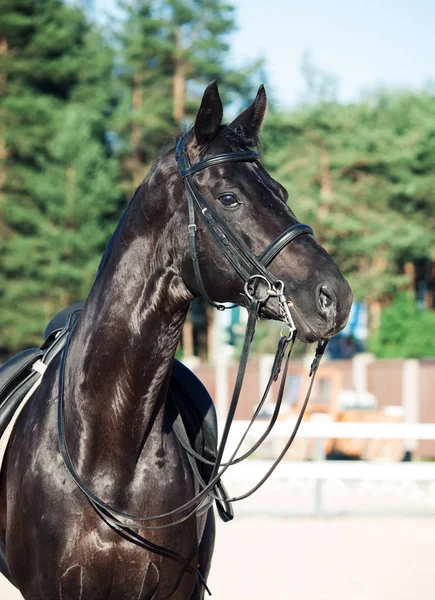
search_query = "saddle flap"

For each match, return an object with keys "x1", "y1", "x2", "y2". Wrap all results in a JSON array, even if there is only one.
[
  {"x1": 170, "y1": 360, "x2": 234, "y2": 522},
  {"x1": 0, "y1": 348, "x2": 43, "y2": 400}
]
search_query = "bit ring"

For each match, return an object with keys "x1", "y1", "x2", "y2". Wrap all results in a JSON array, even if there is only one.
[{"x1": 244, "y1": 275, "x2": 273, "y2": 302}]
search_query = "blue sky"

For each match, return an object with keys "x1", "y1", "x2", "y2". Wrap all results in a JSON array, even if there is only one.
[{"x1": 95, "y1": 0, "x2": 435, "y2": 107}]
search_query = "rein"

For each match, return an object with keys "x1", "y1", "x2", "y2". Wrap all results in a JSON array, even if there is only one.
[{"x1": 57, "y1": 131, "x2": 327, "y2": 531}]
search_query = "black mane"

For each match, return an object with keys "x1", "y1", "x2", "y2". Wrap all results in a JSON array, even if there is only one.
[{"x1": 166, "y1": 123, "x2": 261, "y2": 157}]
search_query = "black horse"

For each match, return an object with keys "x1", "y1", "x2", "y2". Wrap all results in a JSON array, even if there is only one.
[{"x1": 0, "y1": 82, "x2": 352, "y2": 599}]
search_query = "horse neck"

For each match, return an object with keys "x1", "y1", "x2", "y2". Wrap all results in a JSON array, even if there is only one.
[{"x1": 64, "y1": 170, "x2": 192, "y2": 475}]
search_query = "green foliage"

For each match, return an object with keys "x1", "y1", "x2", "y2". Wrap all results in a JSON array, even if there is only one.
[
  {"x1": 1, "y1": 0, "x2": 435, "y2": 362},
  {"x1": 0, "y1": 0, "x2": 122, "y2": 355},
  {"x1": 113, "y1": 0, "x2": 263, "y2": 196},
  {"x1": 368, "y1": 293, "x2": 435, "y2": 358},
  {"x1": 0, "y1": 0, "x2": 262, "y2": 358},
  {"x1": 261, "y1": 90, "x2": 435, "y2": 304}
]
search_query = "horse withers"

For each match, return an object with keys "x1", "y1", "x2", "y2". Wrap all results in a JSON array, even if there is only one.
[{"x1": 0, "y1": 82, "x2": 352, "y2": 599}]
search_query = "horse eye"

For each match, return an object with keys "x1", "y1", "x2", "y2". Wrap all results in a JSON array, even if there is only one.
[{"x1": 218, "y1": 193, "x2": 239, "y2": 208}]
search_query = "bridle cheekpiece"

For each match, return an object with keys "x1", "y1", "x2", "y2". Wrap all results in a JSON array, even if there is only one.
[{"x1": 175, "y1": 131, "x2": 313, "y2": 336}]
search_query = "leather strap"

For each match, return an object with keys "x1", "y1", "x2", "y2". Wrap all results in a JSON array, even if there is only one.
[
  {"x1": 180, "y1": 150, "x2": 259, "y2": 178},
  {"x1": 259, "y1": 223, "x2": 313, "y2": 267},
  {"x1": 174, "y1": 334, "x2": 295, "y2": 468},
  {"x1": 55, "y1": 135, "x2": 326, "y2": 531},
  {"x1": 57, "y1": 301, "x2": 261, "y2": 528},
  {"x1": 176, "y1": 133, "x2": 313, "y2": 311}
]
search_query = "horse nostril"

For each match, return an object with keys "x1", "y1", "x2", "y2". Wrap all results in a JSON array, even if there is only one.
[{"x1": 318, "y1": 285, "x2": 335, "y2": 312}]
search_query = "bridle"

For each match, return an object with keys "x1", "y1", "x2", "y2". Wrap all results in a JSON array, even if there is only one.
[
  {"x1": 175, "y1": 132, "x2": 313, "y2": 333},
  {"x1": 57, "y1": 130, "x2": 327, "y2": 538}
]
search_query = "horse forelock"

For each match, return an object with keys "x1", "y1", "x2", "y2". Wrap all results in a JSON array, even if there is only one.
[
  {"x1": 156, "y1": 123, "x2": 261, "y2": 160},
  {"x1": 219, "y1": 124, "x2": 261, "y2": 152}
]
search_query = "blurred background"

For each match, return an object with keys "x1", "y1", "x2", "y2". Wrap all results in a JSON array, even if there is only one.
[{"x1": 1, "y1": 1, "x2": 435, "y2": 599}]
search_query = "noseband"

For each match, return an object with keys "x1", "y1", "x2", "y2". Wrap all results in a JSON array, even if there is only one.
[{"x1": 175, "y1": 132, "x2": 313, "y2": 333}]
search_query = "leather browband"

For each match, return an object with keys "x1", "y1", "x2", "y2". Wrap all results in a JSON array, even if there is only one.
[{"x1": 180, "y1": 151, "x2": 259, "y2": 179}]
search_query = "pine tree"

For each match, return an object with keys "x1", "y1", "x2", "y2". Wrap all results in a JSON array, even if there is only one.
[
  {"x1": 261, "y1": 90, "x2": 435, "y2": 313},
  {"x1": 0, "y1": 0, "x2": 123, "y2": 357},
  {"x1": 113, "y1": 0, "x2": 262, "y2": 196},
  {"x1": 369, "y1": 292, "x2": 435, "y2": 358}
]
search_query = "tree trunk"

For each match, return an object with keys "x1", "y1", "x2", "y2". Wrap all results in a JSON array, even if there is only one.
[
  {"x1": 182, "y1": 319, "x2": 194, "y2": 359},
  {"x1": 369, "y1": 255, "x2": 388, "y2": 331},
  {"x1": 404, "y1": 262, "x2": 415, "y2": 291},
  {"x1": 0, "y1": 38, "x2": 8, "y2": 242},
  {"x1": 318, "y1": 144, "x2": 331, "y2": 221},
  {"x1": 173, "y1": 27, "x2": 185, "y2": 123},
  {"x1": 131, "y1": 71, "x2": 144, "y2": 187},
  {"x1": 369, "y1": 300, "x2": 382, "y2": 332},
  {"x1": 65, "y1": 164, "x2": 76, "y2": 228},
  {"x1": 63, "y1": 164, "x2": 75, "y2": 260}
]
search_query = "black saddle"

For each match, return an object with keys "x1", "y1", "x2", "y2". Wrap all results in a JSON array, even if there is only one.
[
  {"x1": 0, "y1": 312, "x2": 76, "y2": 584},
  {"x1": 0, "y1": 302, "x2": 231, "y2": 585}
]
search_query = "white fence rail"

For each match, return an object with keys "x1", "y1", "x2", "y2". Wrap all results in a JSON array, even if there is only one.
[
  {"x1": 222, "y1": 420, "x2": 435, "y2": 442},
  {"x1": 218, "y1": 421, "x2": 435, "y2": 515}
]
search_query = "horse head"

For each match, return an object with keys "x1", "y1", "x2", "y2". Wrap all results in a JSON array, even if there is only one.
[{"x1": 165, "y1": 81, "x2": 352, "y2": 342}]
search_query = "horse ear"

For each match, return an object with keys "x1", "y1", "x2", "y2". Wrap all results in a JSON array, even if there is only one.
[
  {"x1": 194, "y1": 80, "x2": 223, "y2": 145},
  {"x1": 230, "y1": 85, "x2": 267, "y2": 138}
]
